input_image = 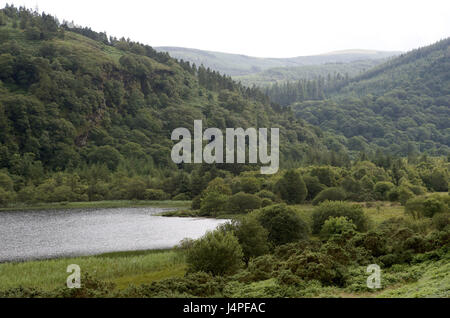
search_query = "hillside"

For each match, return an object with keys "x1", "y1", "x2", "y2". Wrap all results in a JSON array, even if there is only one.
[
  {"x1": 155, "y1": 46, "x2": 399, "y2": 77},
  {"x1": 234, "y1": 59, "x2": 385, "y2": 87},
  {"x1": 0, "y1": 6, "x2": 341, "y2": 185},
  {"x1": 290, "y1": 38, "x2": 450, "y2": 156}
]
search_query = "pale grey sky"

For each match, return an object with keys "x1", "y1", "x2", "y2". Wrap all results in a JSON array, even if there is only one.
[{"x1": 1, "y1": 0, "x2": 449, "y2": 57}]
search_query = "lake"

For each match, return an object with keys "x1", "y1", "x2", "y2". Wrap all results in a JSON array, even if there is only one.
[{"x1": 0, "y1": 207, "x2": 228, "y2": 262}]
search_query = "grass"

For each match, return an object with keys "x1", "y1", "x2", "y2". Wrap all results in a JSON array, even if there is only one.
[
  {"x1": 0, "y1": 249, "x2": 186, "y2": 292},
  {"x1": 0, "y1": 200, "x2": 191, "y2": 212}
]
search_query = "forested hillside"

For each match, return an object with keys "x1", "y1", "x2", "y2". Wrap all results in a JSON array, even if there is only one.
[
  {"x1": 234, "y1": 59, "x2": 385, "y2": 87},
  {"x1": 0, "y1": 6, "x2": 447, "y2": 209},
  {"x1": 0, "y1": 6, "x2": 351, "y2": 204},
  {"x1": 273, "y1": 39, "x2": 450, "y2": 156}
]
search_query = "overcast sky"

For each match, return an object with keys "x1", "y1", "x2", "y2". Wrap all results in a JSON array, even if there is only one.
[{"x1": 1, "y1": 0, "x2": 449, "y2": 57}]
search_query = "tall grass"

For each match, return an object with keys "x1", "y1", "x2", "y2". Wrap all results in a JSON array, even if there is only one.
[{"x1": 0, "y1": 250, "x2": 185, "y2": 291}]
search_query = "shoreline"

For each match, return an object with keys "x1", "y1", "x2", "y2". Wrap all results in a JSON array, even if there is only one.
[
  {"x1": 0, "y1": 248, "x2": 175, "y2": 265},
  {"x1": 0, "y1": 200, "x2": 191, "y2": 213}
]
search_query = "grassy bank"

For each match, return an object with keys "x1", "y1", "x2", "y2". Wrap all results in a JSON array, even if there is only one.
[
  {"x1": 0, "y1": 249, "x2": 186, "y2": 292},
  {"x1": 0, "y1": 200, "x2": 191, "y2": 212}
]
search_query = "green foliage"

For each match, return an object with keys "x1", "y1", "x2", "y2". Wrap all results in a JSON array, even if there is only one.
[
  {"x1": 312, "y1": 187, "x2": 346, "y2": 205},
  {"x1": 227, "y1": 192, "x2": 262, "y2": 214},
  {"x1": 312, "y1": 201, "x2": 368, "y2": 234},
  {"x1": 303, "y1": 175, "x2": 326, "y2": 201},
  {"x1": 276, "y1": 170, "x2": 307, "y2": 204},
  {"x1": 255, "y1": 204, "x2": 309, "y2": 245},
  {"x1": 291, "y1": 39, "x2": 450, "y2": 157},
  {"x1": 0, "y1": 172, "x2": 13, "y2": 191},
  {"x1": 405, "y1": 196, "x2": 448, "y2": 219},
  {"x1": 144, "y1": 189, "x2": 170, "y2": 201},
  {"x1": 232, "y1": 217, "x2": 270, "y2": 262},
  {"x1": 186, "y1": 230, "x2": 243, "y2": 276},
  {"x1": 374, "y1": 181, "x2": 396, "y2": 200},
  {"x1": 397, "y1": 186, "x2": 415, "y2": 206},
  {"x1": 432, "y1": 213, "x2": 450, "y2": 231},
  {"x1": 320, "y1": 217, "x2": 357, "y2": 240}
]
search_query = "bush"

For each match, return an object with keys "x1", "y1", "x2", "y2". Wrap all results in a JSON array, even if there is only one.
[
  {"x1": 233, "y1": 217, "x2": 270, "y2": 262},
  {"x1": 387, "y1": 188, "x2": 400, "y2": 202},
  {"x1": 0, "y1": 172, "x2": 14, "y2": 191},
  {"x1": 261, "y1": 198, "x2": 273, "y2": 207},
  {"x1": 238, "y1": 177, "x2": 261, "y2": 194},
  {"x1": 398, "y1": 186, "x2": 415, "y2": 205},
  {"x1": 304, "y1": 175, "x2": 326, "y2": 201},
  {"x1": 255, "y1": 190, "x2": 278, "y2": 202},
  {"x1": 172, "y1": 193, "x2": 190, "y2": 201},
  {"x1": 351, "y1": 231, "x2": 388, "y2": 257},
  {"x1": 199, "y1": 191, "x2": 229, "y2": 216},
  {"x1": 186, "y1": 230, "x2": 243, "y2": 276},
  {"x1": 432, "y1": 213, "x2": 450, "y2": 231},
  {"x1": 227, "y1": 192, "x2": 262, "y2": 214},
  {"x1": 276, "y1": 170, "x2": 307, "y2": 204},
  {"x1": 0, "y1": 187, "x2": 16, "y2": 207},
  {"x1": 374, "y1": 182, "x2": 395, "y2": 200},
  {"x1": 285, "y1": 251, "x2": 348, "y2": 286},
  {"x1": 255, "y1": 204, "x2": 309, "y2": 245},
  {"x1": 405, "y1": 196, "x2": 446, "y2": 219},
  {"x1": 17, "y1": 185, "x2": 38, "y2": 204},
  {"x1": 247, "y1": 255, "x2": 276, "y2": 281},
  {"x1": 312, "y1": 187, "x2": 346, "y2": 206},
  {"x1": 320, "y1": 216, "x2": 357, "y2": 240},
  {"x1": 191, "y1": 195, "x2": 201, "y2": 210},
  {"x1": 311, "y1": 201, "x2": 369, "y2": 234},
  {"x1": 143, "y1": 189, "x2": 169, "y2": 201}
]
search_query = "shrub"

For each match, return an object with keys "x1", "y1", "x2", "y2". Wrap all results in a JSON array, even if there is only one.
[
  {"x1": 303, "y1": 175, "x2": 326, "y2": 201},
  {"x1": 312, "y1": 187, "x2": 346, "y2": 206},
  {"x1": 397, "y1": 186, "x2": 414, "y2": 205},
  {"x1": 247, "y1": 255, "x2": 276, "y2": 281},
  {"x1": 311, "y1": 201, "x2": 368, "y2": 234},
  {"x1": 374, "y1": 182, "x2": 395, "y2": 200},
  {"x1": 387, "y1": 188, "x2": 400, "y2": 202},
  {"x1": 186, "y1": 230, "x2": 243, "y2": 276},
  {"x1": 199, "y1": 191, "x2": 229, "y2": 216},
  {"x1": 172, "y1": 193, "x2": 190, "y2": 201},
  {"x1": 233, "y1": 217, "x2": 270, "y2": 262},
  {"x1": 238, "y1": 177, "x2": 261, "y2": 194},
  {"x1": 275, "y1": 170, "x2": 307, "y2": 204},
  {"x1": 143, "y1": 189, "x2": 169, "y2": 201},
  {"x1": 432, "y1": 213, "x2": 450, "y2": 231},
  {"x1": 255, "y1": 204, "x2": 309, "y2": 246},
  {"x1": 351, "y1": 231, "x2": 388, "y2": 257},
  {"x1": 285, "y1": 251, "x2": 348, "y2": 286},
  {"x1": 261, "y1": 198, "x2": 273, "y2": 207},
  {"x1": 17, "y1": 185, "x2": 38, "y2": 204},
  {"x1": 255, "y1": 190, "x2": 278, "y2": 202},
  {"x1": 320, "y1": 216, "x2": 357, "y2": 240},
  {"x1": 227, "y1": 192, "x2": 262, "y2": 214},
  {"x1": 0, "y1": 188, "x2": 16, "y2": 207},
  {"x1": 405, "y1": 196, "x2": 446, "y2": 219},
  {"x1": 0, "y1": 172, "x2": 14, "y2": 191},
  {"x1": 191, "y1": 195, "x2": 201, "y2": 210}
]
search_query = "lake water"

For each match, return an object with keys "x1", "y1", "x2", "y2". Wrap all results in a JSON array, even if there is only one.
[{"x1": 0, "y1": 207, "x2": 228, "y2": 262}]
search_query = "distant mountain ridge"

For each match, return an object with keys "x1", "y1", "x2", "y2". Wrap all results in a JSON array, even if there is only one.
[{"x1": 155, "y1": 46, "x2": 401, "y2": 77}]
